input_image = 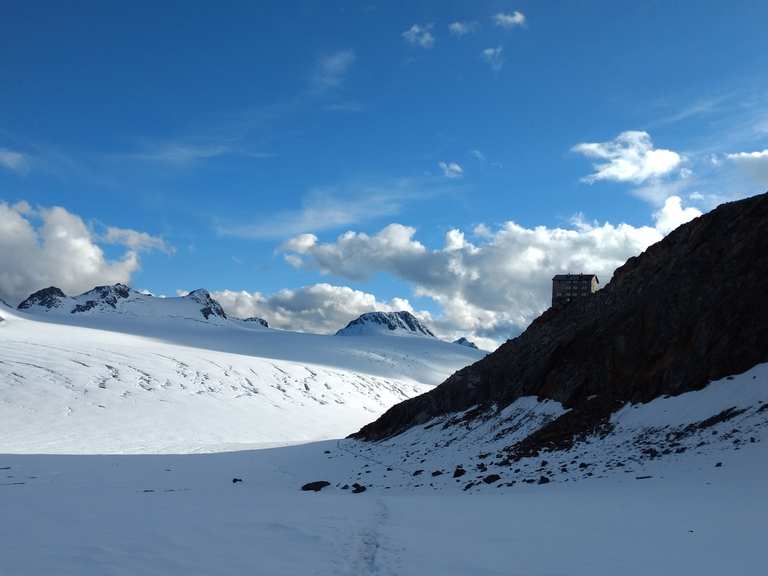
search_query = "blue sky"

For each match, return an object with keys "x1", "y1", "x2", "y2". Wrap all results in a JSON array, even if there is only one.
[{"x1": 1, "y1": 1, "x2": 767, "y2": 346}]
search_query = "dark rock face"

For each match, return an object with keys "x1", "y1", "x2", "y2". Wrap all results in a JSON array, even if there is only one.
[
  {"x1": 185, "y1": 289, "x2": 227, "y2": 320},
  {"x1": 301, "y1": 481, "x2": 330, "y2": 492},
  {"x1": 71, "y1": 283, "x2": 132, "y2": 313},
  {"x1": 453, "y1": 337, "x2": 479, "y2": 349},
  {"x1": 17, "y1": 287, "x2": 67, "y2": 310},
  {"x1": 351, "y1": 483, "x2": 366, "y2": 493},
  {"x1": 336, "y1": 311, "x2": 435, "y2": 337},
  {"x1": 242, "y1": 317, "x2": 269, "y2": 328},
  {"x1": 353, "y1": 192, "x2": 768, "y2": 442}
]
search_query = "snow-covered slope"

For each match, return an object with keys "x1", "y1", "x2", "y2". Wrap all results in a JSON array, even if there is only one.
[
  {"x1": 0, "y1": 301, "x2": 482, "y2": 454},
  {"x1": 1, "y1": 416, "x2": 765, "y2": 576},
  {"x1": 337, "y1": 363, "x2": 768, "y2": 491},
  {"x1": 336, "y1": 311, "x2": 435, "y2": 337}
]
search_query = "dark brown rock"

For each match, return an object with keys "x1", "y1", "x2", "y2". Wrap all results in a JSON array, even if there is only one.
[
  {"x1": 301, "y1": 481, "x2": 330, "y2": 492},
  {"x1": 352, "y1": 192, "x2": 768, "y2": 443}
]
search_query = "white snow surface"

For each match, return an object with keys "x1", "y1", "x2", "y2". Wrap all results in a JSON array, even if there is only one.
[
  {"x1": 2, "y1": 298, "x2": 766, "y2": 575},
  {"x1": 0, "y1": 303, "x2": 482, "y2": 454},
  {"x1": 1, "y1": 414, "x2": 765, "y2": 575}
]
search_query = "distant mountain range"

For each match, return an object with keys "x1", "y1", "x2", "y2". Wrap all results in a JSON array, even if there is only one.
[
  {"x1": 13, "y1": 285, "x2": 484, "y2": 347},
  {"x1": 17, "y1": 284, "x2": 237, "y2": 324}
]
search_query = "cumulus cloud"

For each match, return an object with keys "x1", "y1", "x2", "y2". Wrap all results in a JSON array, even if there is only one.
[
  {"x1": 212, "y1": 283, "x2": 417, "y2": 334},
  {"x1": 573, "y1": 131, "x2": 683, "y2": 184},
  {"x1": 438, "y1": 161, "x2": 464, "y2": 179},
  {"x1": 494, "y1": 11, "x2": 526, "y2": 29},
  {"x1": 280, "y1": 197, "x2": 701, "y2": 347},
  {"x1": 311, "y1": 50, "x2": 356, "y2": 91},
  {"x1": 0, "y1": 148, "x2": 28, "y2": 174},
  {"x1": 653, "y1": 196, "x2": 702, "y2": 234},
  {"x1": 726, "y1": 149, "x2": 768, "y2": 184},
  {"x1": 482, "y1": 47, "x2": 504, "y2": 71},
  {"x1": 104, "y1": 226, "x2": 174, "y2": 254},
  {"x1": 449, "y1": 21, "x2": 478, "y2": 36},
  {"x1": 0, "y1": 202, "x2": 165, "y2": 303},
  {"x1": 402, "y1": 24, "x2": 435, "y2": 48}
]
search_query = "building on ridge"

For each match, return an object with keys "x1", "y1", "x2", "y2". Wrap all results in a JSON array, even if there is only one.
[{"x1": 551, "y1": 274, "x2": 599, "y2": 308}]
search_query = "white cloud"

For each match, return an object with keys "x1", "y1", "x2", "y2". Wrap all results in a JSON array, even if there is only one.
[
  {"x1": 573, "y1": 131, "x2": 683, "y2": 184},
  {"x1": 104, "y1": 226, "x2": 174, "y2": 254},
  {"x1": 469, "y1": 149, "x2": 486, "y2": 162},
  {"x1": 217, "y1": 178, "x2": 436, "y2": 239},
  {"x1": 482, "y1": 47, "x2": 504, "y2": 71},
  {"x1": 449, "y1": 21, "x2": 478, "y2": 36},
  {"x1": 280, "y1": 197, "x2": 701, "y2": 346},
  {"x1": 494, "y1": 11, "x2": 526, "y2": 29},
  {"x1": 438, "y1": 161, "x2": 464, "y2": 179},
  {"x1": 726, "y1": 149, "x2": 768, "y2": 184},
  {"x1": 0, "y1": 148, "x2": 28, "y2": 174},
  {"x1": 402, "y1": 24, "x2": 435, "y2": 48},
  {"x1": 311, "y1": 50, "x2": 356, "y2": 91},
  {"x1": 128, "y1": 143, "x2": 231, "y2": 165},
  {"x1": 212, "y1": 283, "x2": 416, "y2": 334},
  {"x1": 0, "y1": 202, "x2": 155, "y2": 304},
  {"x1": 653, "y1": 196, "x2": 702, "y2": 235}
]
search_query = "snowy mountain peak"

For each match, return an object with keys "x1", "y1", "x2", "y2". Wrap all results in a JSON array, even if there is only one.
[
  {"x1": 17, "y1": 286, "x2": 68, "y2": 310},
  {"x1": 184, "y1": 288, "x2": 227, "y2": 320},
  {"x1": 336, "y1": 311, "x2": 435, "y2": 337},
  {"x1": 453, "y1": 337, "x2": 479, "y2": 349},
  {"x1": 71, "y1": 283, "x2": 135, "y2": 313}
]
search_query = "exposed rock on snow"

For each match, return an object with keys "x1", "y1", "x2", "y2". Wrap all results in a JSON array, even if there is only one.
[
  {"x1": 301, "y1": 481, "x2": 331, "y2": 492},
  {"x1": 17, "y1": 286, "x2": 67, "y2": 310},
  {"x1": 338, "y1": 363, "x2": 768, "y2": 492},
  {"x1": 239, "y1": 316, "x2": 269, "y2": 328},
  {"x1": 453, "y1": 337, "x2": 478, "y2": 349},
  {"x1": 336, "y1": 311, "x2": 435, "y2": 337}
]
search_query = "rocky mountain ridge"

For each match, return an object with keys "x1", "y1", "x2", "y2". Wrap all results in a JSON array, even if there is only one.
[{"x1": 354, "y1": 192, "x2": 768, "y2": 445}]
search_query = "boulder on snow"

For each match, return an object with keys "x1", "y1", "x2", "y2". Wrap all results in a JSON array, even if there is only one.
[{"x1": 301, "y1": 481, "x2": 331, "y2": 492}]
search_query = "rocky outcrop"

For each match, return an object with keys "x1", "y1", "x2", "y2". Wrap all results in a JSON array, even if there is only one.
[
  {"x1": 241, "y1": 317, "x2": 269, "y2": 328},
  {"x1": 185, "y1": 289, "x2": 227, "y2": 320},
  {"x1": 336, "y1": 311, "x2": 435, "y2": 337},
  {"x1": 453, "y1": 337, "x2": 478, "y2": 350},
  {"x1": 17, "y1": 287, "x2": 67, "y2": 310},
  {"x1": 71, "y1": 283, "x2": 132, "y2": 313},
  {"x1": 354, "y1": 192, "x2": 768, "y2": 441}
]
